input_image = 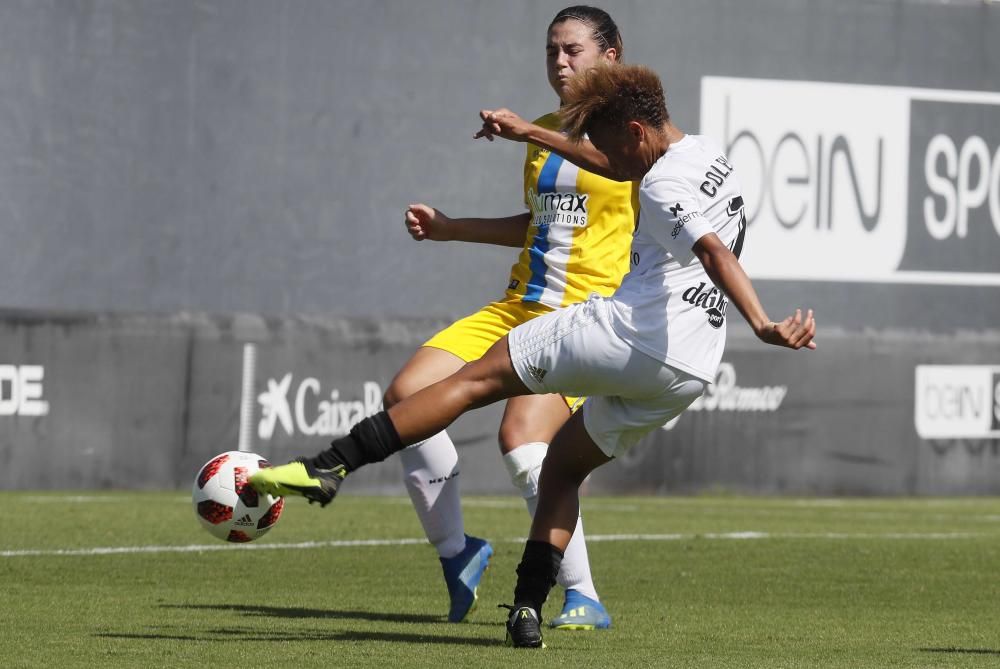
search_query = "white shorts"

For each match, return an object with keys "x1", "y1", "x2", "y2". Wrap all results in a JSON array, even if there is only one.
[{"x1": 508, "y1": 295, "x2": 705, "y2": 458}]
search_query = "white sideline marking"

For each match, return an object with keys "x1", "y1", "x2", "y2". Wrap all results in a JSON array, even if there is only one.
[
  {"x1": 584, "y1": 532, "x2": 982, "y2": 541},
  {"x1": 21, "y1": 496, "x2": 123, "y2": 504},
  {"x1": 384, "y1": 498, "x2": 642, "y2": 512},
  {"x1": 20, "y1": 495, "x2": 190, "y2": 504},
  {"x1": 0, "y1": 531, "x2": 988, "y2": 559},
  {"x1": 382, "y1": 498, "x2": 524, "y2": 510},
  {"x1": 0, "y1": 538, "x2": 428, "y2": 558}
]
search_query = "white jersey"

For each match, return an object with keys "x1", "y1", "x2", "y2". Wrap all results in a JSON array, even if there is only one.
[{"x1": 606, "y1": 134, "x2": 746, "y2": 383}]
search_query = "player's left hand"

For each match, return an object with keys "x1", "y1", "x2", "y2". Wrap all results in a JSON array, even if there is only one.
[
  {"x1": 758, "y1": 309, "x2": 817, "y2": 350},
  {"x1": 404, "y1": 203, "x2": 451, "y2": 242},
  {"x1": 474, "y1": 108, "x2": 530, "y2": 142}
]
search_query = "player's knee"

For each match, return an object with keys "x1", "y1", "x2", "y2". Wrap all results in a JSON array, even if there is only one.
[
  {"x1": 498, "y1": 421, "x2": 531, "y2": 454},
  {"x1": 383, "y1": 375, "x2": 417, "y2": 408},
  {"x1": 503, "y1": 442, "x2": 548, "y2": 498},
  {"x1": 541, "y1": 448, "x2": 592, "y2": 488}
]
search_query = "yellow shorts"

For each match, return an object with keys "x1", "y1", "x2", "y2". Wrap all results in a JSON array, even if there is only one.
[{"x1": 423, "y1": 299, "x2": 584, "y2": 411}]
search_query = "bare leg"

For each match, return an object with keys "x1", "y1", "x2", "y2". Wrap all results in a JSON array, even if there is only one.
[
  {"x1": 530, "y1": 410, "x2": 612, "y2": 551},
  {"x1": 500, "y1": 395, "x2": 604, "y2": 611},
  {"x1": 387, "y1": 335, "x2": 532, "y2": 444},
  {"x1": 384, "y1": 346, "x2": 466, "y2": 409},
  {"x1": 252, "y1": 338, "x2": 533, "y2": 526},
  {"x1": 498, "y1": 394, "x2": 569, "y2": 455},
  {"x1": 385, "y1": 347, "x2": 469, "y2": 557},
  {"x1": 508, "y1": 409, "x2": 611, "y2": 622}
]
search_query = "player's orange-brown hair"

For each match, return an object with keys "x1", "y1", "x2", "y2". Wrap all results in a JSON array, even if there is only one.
[{"x1": 559, "y1": 63, "x2": 669, "y2": 142}]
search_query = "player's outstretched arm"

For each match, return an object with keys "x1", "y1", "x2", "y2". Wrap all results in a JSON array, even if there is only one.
[
  {"x1": 474, "y1": 108, "x2": 624, "y2": 181},
  {"x1": 405, "y1": 203, "x2": 529, "y2": 248},
  {"x1": 693, "y1": 233, "x2": 817, "y2": 350}
]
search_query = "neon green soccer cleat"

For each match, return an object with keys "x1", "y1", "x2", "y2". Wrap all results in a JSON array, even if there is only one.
[{"x1": 249, "y1": 459, "x2": 346, "y2": 507}]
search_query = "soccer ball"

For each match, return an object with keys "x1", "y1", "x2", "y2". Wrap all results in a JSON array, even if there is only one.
[{"x1": 192, "y1": 451, "x2": 284, "y2": 543}]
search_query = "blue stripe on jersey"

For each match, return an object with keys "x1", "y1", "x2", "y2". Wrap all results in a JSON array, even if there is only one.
[
  {"x1": 524, "y1": 153, "x2": 565, "y2": 302},
  {"x1": 524, "y1": 224, "x2": 551, "y2": 302},
  {"x1": 537, "y1": 154, "x2": 564, "y2": 194}
]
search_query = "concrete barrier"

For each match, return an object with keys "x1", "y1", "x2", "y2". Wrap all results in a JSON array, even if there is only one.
[{"x1": 3, "y1": 311, "x2": 998, "y2": 494}]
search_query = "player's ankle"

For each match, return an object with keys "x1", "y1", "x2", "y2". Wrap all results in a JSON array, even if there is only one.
[
  {"x1": 311, "y1": 411, "x2": 404, "y2": 473},
  {"x1": 513, "y1": 540, "x2": 564, "y2": 618}
]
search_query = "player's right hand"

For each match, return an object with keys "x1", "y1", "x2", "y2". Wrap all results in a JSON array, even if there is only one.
[
  {"x1": 405, "y1": 204, "x2": 451, "y2": 242},
  {"x1": 474, "y1": 108, "x2": 530, "y2": 142}
]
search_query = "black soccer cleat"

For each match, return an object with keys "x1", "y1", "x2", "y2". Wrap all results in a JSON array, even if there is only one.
[
  {"x1": 500, "y1": 604, "x2": 544, "y2": 648},
  {"x1": 249, "y1": 458, "x2": 347, "y2": 507}
]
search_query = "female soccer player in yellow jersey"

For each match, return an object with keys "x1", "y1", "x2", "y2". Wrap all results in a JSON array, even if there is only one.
[
  {"x1": 389, "y1": 5, "x2": 633, "y2": 628},
  {"x1": 393, "y1": 6, "x2": 631, "y2": 628}
]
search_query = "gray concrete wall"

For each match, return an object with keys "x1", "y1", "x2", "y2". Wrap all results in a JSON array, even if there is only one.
[
  {"x1": 0, "y1": 0, "x2": 997, "y2": 330},
  {"x1": 1, "y1": 1, "x2": 999, "y2": 493},
  {"x1": 0, "y1": 311, "x2": 510, "y2": 493},
  {"x1": 3, "y1": 313, "x2": 999, "y2": 495},
  {"x1": 594, "y1": 331, "x2": 1000, "y2": 496}
]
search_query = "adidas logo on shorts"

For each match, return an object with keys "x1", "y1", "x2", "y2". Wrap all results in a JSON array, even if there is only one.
[{"x1": 526, "y1": 365, "x2": 548, "y2": 383}]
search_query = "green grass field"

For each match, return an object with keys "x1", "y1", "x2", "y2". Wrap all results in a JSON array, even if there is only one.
[{"x1": 3, "y1": 492, "x2": 1000, "y2": 668}]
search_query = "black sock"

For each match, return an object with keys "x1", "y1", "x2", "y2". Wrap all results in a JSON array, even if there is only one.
[
  {"x1": 513, "y1": 540, "x2": 564, "y2": 619},
  {"x1": 309, "y1": 411, "x2": 404, "y2": 473}
]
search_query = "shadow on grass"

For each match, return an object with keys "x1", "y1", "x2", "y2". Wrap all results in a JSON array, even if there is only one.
[
  {"x1": 919, "y1": 647, "x2": 1000, "y2": 656},
  {"x1": 163, "y1": 602, "x2": 444, "y2": 624},
  {"x1": 96, "y1": 629, "x2": 500, "y2": 646}
]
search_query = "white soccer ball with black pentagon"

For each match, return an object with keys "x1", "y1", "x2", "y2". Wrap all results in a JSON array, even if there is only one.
[{"x1": 192, "y1": 451, "x2": 284, "y2": 543}]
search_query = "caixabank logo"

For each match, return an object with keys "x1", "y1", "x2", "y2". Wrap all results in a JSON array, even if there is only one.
[
  {"x1": 914, "y1": 365, "x2": 1000, "y2": 439},
  {"x1": 257, "y1": 375, "x2": 383, "y2": 440},
  {"x1": 700, "y1": 77, "x2": 1000, "y2": 285}
]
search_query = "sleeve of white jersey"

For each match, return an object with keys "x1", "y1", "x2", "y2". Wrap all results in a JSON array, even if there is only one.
[{"x1": 639, "y1": 176, "x2": 714, "y2": 264}]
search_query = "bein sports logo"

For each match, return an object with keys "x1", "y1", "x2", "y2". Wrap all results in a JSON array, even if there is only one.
[
  {"x1": 699, "y1": 77, "x2": 1000, "y2": 285},
  {"x1": 914, "y1": 365, "x2": 1000, "y2": 440},
  {"x1": 660, "y1": 362, "x2": 788, "y2": 431},
  {"x1": 257, "y1": 375, "x2": 383, "y2": 440}
]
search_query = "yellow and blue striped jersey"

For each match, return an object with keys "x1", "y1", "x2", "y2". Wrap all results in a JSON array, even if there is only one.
[{"x1": 505, "y1": 113, "x2": 637, "y2": 308}]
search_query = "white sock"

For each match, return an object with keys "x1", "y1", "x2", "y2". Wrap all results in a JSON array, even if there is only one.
[
  {"x1": 400, "y1": 430, "x2": 466, "y2": 559},
  {"x1": 503, "y1": 442, "x2": 600, "y2": 602}
]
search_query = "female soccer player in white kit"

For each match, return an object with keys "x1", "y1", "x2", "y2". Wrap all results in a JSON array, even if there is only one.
[{"x1": 252, "y1": 63, "x2": 816, "y2": 648}]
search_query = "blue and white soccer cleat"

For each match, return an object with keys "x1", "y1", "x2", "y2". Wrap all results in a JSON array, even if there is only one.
[
  {"x1": 440, "y1": 534, "x2": 493, "y2": 622},
  {"x1": 549, "y1": 589, "x2": 612, "y2": 630}
]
